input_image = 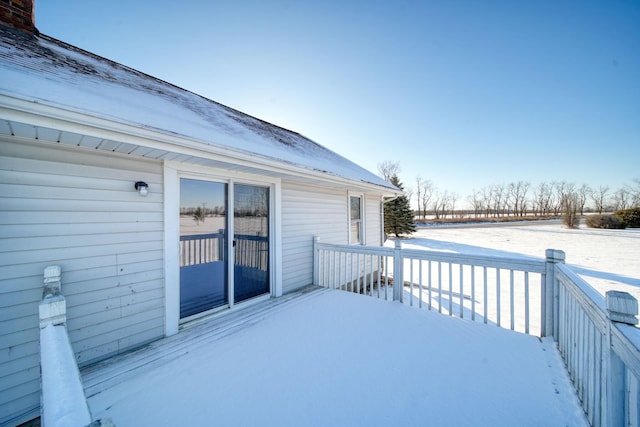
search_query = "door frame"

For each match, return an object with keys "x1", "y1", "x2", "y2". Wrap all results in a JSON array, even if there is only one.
[{"x1": 163, "y1": 162, "x2": 282, "y2": 336}]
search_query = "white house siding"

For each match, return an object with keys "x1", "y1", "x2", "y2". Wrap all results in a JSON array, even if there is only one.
[
  {"x1": 0, "y1": 139, "x2": 164, "y2": 425},
  {"x1": 365, "y1": 195, "x2": 383, "y2": 247},
  {"x1": 280, "y1": 181, "x2": 383, "y2": 294}
]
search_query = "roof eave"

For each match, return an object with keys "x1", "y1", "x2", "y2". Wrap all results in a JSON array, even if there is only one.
[{"x1": 0, "y1": 93, "x2": 399, "y2": 196}]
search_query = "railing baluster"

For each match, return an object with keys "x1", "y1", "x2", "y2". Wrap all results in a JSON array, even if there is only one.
[
  {"x1": 352, "y1": 252, "x2": 357, "y2": 293},
  {"x1": 496, "y1": 268, "x2": 501, "y2": 328},
  {"x1": 471, "y1": 266, "x2": 476, "y2": 321},
  {"x1": 356, "y1": 252, "x2": 361, "y2": 294},
  {"x1": 459, "y1": 264, "x2": 464, "y2": 319},
  {"x1": 318, "y1": 249, "x2": 323, "y2": 287},
  {"x1": 438, "y1": 262, "x2": 442, "y2": 314},
  {"x1": 375, "y1": 255, "x2": 380, "y2": 298},
  {"x1": 384, "y1": 255, "x2": 389, "y2": 300},
  {"x1": 332, "y1": 250, "x2": 337, "y2": 289},
  {"x1": 524, "y1": 272, "x2": 530, "y2": 334},
  {"x1": 409, "y1": 258, "x2": 414, "y2": 307},
  {"x1": 369, "y1": 253, "x2": 372, "y2": 296},
  {"x1": 322, "y1": 249, "x2": 327, "y2": 288},
  {"x1": 418, "y1": 260, "x2": 423, "y2": 309},
  {"x1": 448, "y1": 263, "x2": 453, "y2": 316},
  {"x1": 428, "y1": 260, "x2": 432, "y2": 311},
  {"x1": 483, "y1": 266, "x2": 488, "y2": 324},
  {"x1": 510, "y1": 269, "x2": 515, "y2": 331}
]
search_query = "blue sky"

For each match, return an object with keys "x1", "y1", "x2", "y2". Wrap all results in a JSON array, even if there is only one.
[{"x1": 35, "y1": 1, "x2": 639, "y2": 205}]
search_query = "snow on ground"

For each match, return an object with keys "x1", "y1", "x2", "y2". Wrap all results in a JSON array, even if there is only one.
[
  {"x1": 88, "y1": 290, "x2": 588, "y2": 427},
  {"x1": 403, "y1": 221, "x2": 640, "y2": 302}
]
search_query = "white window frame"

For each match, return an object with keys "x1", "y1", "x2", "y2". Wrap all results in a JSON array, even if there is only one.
[{"x1": 348, "y1": 193, "x2": 365, "y2": 245}]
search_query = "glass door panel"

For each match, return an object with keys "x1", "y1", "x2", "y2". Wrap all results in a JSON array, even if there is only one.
[
  {"x1": 179, "y1": 178, "x2": 228, "y2": 318},
  {"x1": 233, "y1": 184, "x2": 270, "y2": 303}
]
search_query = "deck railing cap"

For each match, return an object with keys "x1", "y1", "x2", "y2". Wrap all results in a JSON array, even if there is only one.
[
  {"x1": 545, "y1": 249, "x2": 566, "y2": 262},
  {"x1": 606, "y1": 290, "x2": 638, "y2": 325}
]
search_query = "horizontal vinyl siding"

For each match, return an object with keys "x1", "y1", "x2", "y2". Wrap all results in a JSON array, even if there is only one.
[
  {"x1": 280, "y1": 183, "x2": 385, "y2": 294},
  {"x1": 281, "y1": 182, "x2": 348, "y2": 293},
  {"x1": 0, "y1": 139, "x2": 164, "y2": 426},
  {"x1": 365, "y1": 195, "x2": 382, "y2": 246}
]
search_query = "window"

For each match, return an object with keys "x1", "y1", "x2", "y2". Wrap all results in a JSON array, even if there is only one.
[{"x1": 349, "y1": 195, "x2": 363, "y2": 244}]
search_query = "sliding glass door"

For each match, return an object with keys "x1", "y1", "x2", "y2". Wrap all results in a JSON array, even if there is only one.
[{"x1": 179, "y1": 179, "x2": 270, "y2": 319}]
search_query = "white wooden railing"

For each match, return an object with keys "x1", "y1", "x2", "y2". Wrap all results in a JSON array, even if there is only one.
[
  {"x1": 39, "y1": 266, "x2": 92, "y2": 427},
  {"x1": 313, "y1": 237, "x2": 547, "y2": 335},
  {"x1": 312, "y1": 237, "x2": 640, "y2": 427},
  {"x1": 554, "y1": 264, "x2": 640, "y2": 427}
]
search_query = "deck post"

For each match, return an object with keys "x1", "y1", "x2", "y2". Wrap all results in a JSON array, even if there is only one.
[
  {"x1": 393, "y1": 240, "x2": 403, "y2": 302},
  {"x1": 605, "y1": 291, "x2": 638, "y2": 427},
  {"x1": 542, "y1": 249, "x2": 564, "y2": 338},
  {"x1": 40, "y1": 265, "x2": 65, "y2": 328}
]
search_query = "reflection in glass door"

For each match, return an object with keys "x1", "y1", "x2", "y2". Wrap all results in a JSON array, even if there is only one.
[
  {"x1": 233, "y1": 184, "x2": 270, "y2": 303},
  {"x1": 179, "y1": 179, "x2": 228, "y2": 318}
]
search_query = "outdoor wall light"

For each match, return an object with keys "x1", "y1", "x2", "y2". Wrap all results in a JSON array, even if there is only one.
[{"x1": 134, "y1": 181, "x2": 149, "y2": 197}]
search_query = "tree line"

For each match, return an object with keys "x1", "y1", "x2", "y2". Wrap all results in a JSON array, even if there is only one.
[{"x1": 378, "y1": 161, "x2": 640, "y2": 220}]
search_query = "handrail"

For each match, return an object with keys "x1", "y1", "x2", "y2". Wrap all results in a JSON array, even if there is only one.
[
  {"x1": 39, "y1": 266, "x2": 94, "y2": 427},
  {"x1": 314, "y1": 238, "x2": 546, "y2": 335},
  {"x1": 554, "y1": 262, "x2": 640, "y2": 426}
]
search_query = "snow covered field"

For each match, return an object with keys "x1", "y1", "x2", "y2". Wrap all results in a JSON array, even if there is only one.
[{"x1": 406, "y1": 221, "x2": 640, "y2": 302}]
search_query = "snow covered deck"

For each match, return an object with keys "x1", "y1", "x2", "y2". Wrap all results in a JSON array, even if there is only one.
[{"x1": 82, "y1": 287, "x2": 587, "y2": 426}]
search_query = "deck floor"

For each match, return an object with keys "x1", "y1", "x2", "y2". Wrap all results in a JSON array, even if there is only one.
[
  {"x1": 81, "y1": 286, "x2": 324, "y2": 399},
  {"x1": 83, "y1": 288, "x2": 588, "y2": 426}
]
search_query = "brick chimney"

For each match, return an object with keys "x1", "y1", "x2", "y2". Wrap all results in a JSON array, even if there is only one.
[{"x1": 0, "y1": 0, "x2": 35, "y2": 34}]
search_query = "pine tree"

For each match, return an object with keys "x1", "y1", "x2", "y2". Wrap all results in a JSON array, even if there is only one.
[{"x1": 384, "y1": 175, "x2": 416, "y2": 238}]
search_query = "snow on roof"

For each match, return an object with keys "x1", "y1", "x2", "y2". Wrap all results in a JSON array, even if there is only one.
[{"x1": 0, "y1": 26, "x2": 396, "y2": 192}]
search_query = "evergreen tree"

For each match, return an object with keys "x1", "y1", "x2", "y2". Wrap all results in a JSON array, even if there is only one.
[{"x1": 384, "y1": 175, "x2": 416, "y2": 237}]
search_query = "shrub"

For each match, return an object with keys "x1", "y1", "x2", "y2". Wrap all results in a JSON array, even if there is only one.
[
  {"x1": 614, "y1": 207, "x2": 640, "y2": 228},
  {"x1": 585, "y1": 214, "x2": 625, "y2": 229}
]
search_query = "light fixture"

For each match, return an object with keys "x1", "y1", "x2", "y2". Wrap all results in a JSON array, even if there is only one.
[{"x1": 134, "y1": 181, "x2": 149, "y2": 197}]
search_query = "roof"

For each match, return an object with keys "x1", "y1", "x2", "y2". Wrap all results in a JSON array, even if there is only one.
[{"x1": 0, "y1": 26, "x2": 397, "y2": 193}]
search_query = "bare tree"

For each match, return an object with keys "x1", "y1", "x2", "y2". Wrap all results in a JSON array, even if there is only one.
[
  {"x1": 591, "y1": 185, "x2": 610, "y2": 214},
  {"x1": 550, "y1": 181, "x2": 564, "y2": 215},
  {"x1": 480, "y1": 187, "x2": 492, "y2": 217},
  {"x1": 628, "y1": 178, "x2": 640, "y2": 207},
  {"x1": 468, "y1": 190, "x2": 483, "y2": 218},
  {"x1": 561, "y1": 192, "x2": 580, "y2": 228},
  {"x1": 377, "y1": 161, "x2": 401, "y2": 182},
  {"x1": 421, "y1": 179, "x2": 434, "y2": 220},
  {"x1": 612, "y1": 187, "x2": 631, "y2": 211},
  {"x1": 432, "y1": 190, "x2": 450, "y2": 219},
  {"x1": 577, "y1": 184, "x2": 591, "y2": 215},
  {"x1": 415, "y1": 177, "x2": 422, "y2": 219},
  {"x1": 533, "y1": 182, "x2": 554, "y2": 216},
  {"x1": 508, "y1": 181, "x2": 530, "y2": 217},
  {"x1": 492, "y1": 184, "x2": 506, "y2": 217},
  {"x1": 449, "y1": 192, "x2": 459, "y2": 218}
]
